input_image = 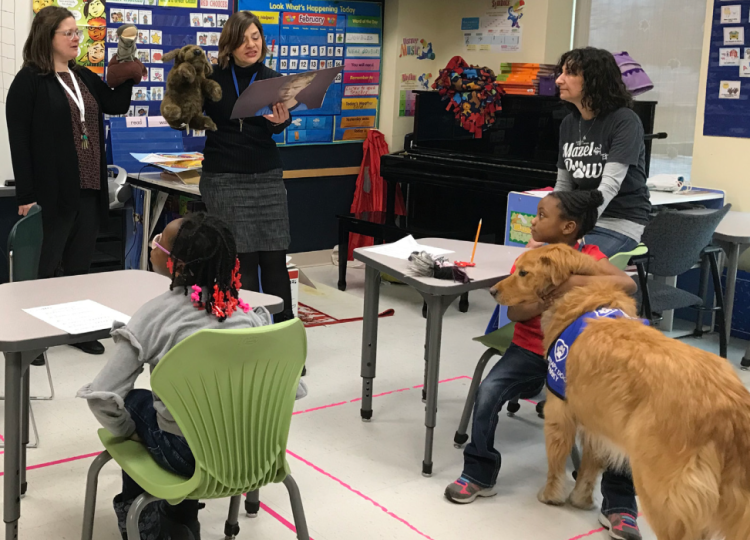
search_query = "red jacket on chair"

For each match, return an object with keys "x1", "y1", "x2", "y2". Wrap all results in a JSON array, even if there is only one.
[{"x1": 348, "y1": 130, "x2": 406, "y2": 260}]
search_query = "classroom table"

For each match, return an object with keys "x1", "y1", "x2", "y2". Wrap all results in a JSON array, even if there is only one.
[
  {"x1": 0, "y1": 270, "x2": 282, "y2": 540},
  {"x1": 713, "y1": 211, "x2": 750, "y2": 367},
  {"x1": 354, "y1": 238, "x2": 523, "y2": 476}
]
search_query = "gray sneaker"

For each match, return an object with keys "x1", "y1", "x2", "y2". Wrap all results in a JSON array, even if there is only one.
[
  {"x1": 444, "y1": 477, "x2": 496, "y2": 504},
  {"x1": 599, "y1": 512, "x2": 642, "y2": 540}
]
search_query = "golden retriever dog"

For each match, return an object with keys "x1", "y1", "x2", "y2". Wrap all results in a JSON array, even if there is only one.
[{"x1": 491, "y1": 244, "x2": 750, "y2": 540}]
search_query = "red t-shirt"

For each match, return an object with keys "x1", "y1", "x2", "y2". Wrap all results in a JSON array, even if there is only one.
[{"x1": 510, "y1": 243, "x2": 607, "y2": 356}]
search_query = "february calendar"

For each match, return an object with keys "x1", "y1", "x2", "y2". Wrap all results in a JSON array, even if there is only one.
[{"x1": 239, "y1": 0, "x2": 383, "y2": 145}]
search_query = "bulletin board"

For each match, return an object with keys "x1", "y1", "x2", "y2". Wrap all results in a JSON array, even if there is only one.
[
  {"x1": 105, "y1": 0, "x2": 232, "y2": 145},
  {"x1": 238, "y1": 0, "x2": 383, "y2": 145},
  {"x1": 703, "y1": 0, "x2": 750, "y2": 138},
  {"x1": 39, "y1": 0, "x2": 108, "y2": 75}
]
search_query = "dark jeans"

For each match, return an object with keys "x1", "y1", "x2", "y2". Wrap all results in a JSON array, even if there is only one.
[
  {"x1": 238, "y1": 250, "x2": 294, "y2": 322},
  {"x1": 583, "y1": 226, "x2": 639, "y2": 258},
  {"x1": 463, "y1": 343, "x2": 547, "y2": 488},
  {"x1": 38, "y1": 189, "x2": 101, "y2": 279},
  {"x1": 115, "y1": 390, "x2": 198, "y2": 540},
  {"x1": 462, "y1": 344, "x2": 638, "y2": 516}
]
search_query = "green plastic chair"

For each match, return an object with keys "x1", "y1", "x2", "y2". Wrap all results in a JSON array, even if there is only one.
[
  {"x1": 81, "y1": 318, "x2": 310, "y2": 540},
  {"x1": 2, "y1": 205, "x2": 50, "y2": 452},
  {"x1": 609, "y1": 244, "x2": 648, "y2": 271}
]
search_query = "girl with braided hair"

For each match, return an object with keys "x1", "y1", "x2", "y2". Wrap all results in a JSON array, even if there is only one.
[
  {"x1": 78, "y1": 213, "x2": 307, "y2": 540},
  {"x1": 445, "y1": 191, "x2": 636, "y2": 519}
]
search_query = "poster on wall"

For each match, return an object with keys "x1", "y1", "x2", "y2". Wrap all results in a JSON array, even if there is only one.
[
  {"x1": 238, "y1": 0, "x2": 384, "y2": 146},
  {"x1": 37, "y1": 0, "x2": 108, "y2": 74},
  {"x1": 399, "y1": 38, "x2": 435, "y2": 60},
  {"x1": 462, "y1": 8, "x2": 523, "y2": 53},
  {"x1": 398, "y1": 72, "x2": 431, "y2": 117},
  {"x1": 703, "y1": 0, "x2": 750, "y2": 138}
]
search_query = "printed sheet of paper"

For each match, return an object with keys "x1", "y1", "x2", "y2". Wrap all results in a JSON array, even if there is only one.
[
  {"x1": 24, "y1": 300, "x2": 131, "y2": 335},
  {"x1": 364, "y1": 235, "x2": 454, "y2": 260}
]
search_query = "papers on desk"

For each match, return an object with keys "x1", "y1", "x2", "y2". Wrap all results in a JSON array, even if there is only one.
[
  {"x1": 364, "y1": 235, "x2": 454, "y2": 260},
  {"x1": 23, "y1": 300, "x2": 130, "y2": 335}
]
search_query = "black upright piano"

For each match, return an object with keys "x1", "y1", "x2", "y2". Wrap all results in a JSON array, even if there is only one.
[{"x1": 381, "y1": 91, "x2": 659, "y2": 244}]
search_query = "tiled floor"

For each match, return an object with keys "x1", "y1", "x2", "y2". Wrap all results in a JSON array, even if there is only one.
[{"x1": 3, "y1": 263, "x2": 749, "y2": 540}]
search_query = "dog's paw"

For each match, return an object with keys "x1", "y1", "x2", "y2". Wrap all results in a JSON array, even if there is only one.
[
  {"x1": 537, "y1": 483, "x2": 567, "y2": 506},
  {"x1": 205, "y1": 119, "x2": 218, "y2": 131},
  {"x1": 568, "y1": 489, "x2": 595, "y2": 510},
  {"x1": 208, "y1": 85, "x2": 222, "y2": 102}
]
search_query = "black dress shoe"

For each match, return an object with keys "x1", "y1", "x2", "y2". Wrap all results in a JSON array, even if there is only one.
[
  {"x1": 31, "y1": 354, "x2": 45, "y2": 366},
  {"x1": 71, "y1": 340, "x2": 105, "y2": 355}
]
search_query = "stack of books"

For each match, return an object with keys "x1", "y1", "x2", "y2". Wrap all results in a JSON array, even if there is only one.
[{"x1": 496, "y1": 63, "x2": 557, "y2": 96}]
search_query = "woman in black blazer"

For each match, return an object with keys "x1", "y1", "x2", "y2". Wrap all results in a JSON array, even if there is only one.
[{"x1": 7, "y1": 6, "x2": 134, "y2": 355}]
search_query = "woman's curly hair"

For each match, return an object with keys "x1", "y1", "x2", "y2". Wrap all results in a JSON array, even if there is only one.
[{"x1": 557, "y1": 47, "x2": 632, "y2": 117}]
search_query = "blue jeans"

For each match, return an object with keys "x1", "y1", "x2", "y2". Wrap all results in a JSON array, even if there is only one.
[
  {"x1": 462, "y1": 343, "x2": 547, "y2": 488},
  {"x1": 584, "y1": 226, "x2": 639, "y2": 258},
  {"x1": 114, "y1": 389, "x2": 198, "y2": 540},
  {"x1": 461, "y1": 344, "x2": 639, "y2": 516}
]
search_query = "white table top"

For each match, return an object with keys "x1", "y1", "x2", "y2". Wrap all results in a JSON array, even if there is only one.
[
  {"x1": 715, "y1": 211, "x2": 750, "y2": 245},
  {"x1": 354, "y1": 238, "x2": 524, "y2": 295},
  {"x1": 649, "y1": 189, "x2": 725, "y2": 206},
  {"x1": 127, "y1": 172, "x2": 201, "y2": 196},
  {"x1": 0, "y1": 270, "x2": 282, "y2": 352}
]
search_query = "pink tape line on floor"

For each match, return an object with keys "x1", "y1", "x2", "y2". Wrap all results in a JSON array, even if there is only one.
[
  {"x1": 287, "y1": 449, "x2": 437, "y2": 540},
  {"x1": 259, "y1": 502, "x2": 315, "y2": 539}
]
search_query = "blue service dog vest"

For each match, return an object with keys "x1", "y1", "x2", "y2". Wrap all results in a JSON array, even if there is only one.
[{"x1": 546, "y1": 308, "x2": 649, "y2": 400}]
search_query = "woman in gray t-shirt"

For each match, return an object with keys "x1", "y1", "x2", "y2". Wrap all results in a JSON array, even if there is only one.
[
  {"x1": 551, "y1": 47, "x2": 646, "y2": 540},
  {"x1": 553, "y1": 47, "x2": 651, "y2": 260}
]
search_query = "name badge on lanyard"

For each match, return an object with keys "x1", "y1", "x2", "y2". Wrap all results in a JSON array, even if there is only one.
[
  {"x1": 56, "y1": 69, "x2": 89, "y2": 149},
  {"x1": 231, "y1": 64, "x2": 257, "y2": 133}
]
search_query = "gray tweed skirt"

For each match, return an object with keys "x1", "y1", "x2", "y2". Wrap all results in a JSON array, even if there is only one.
[{"x1": 200, "y1": 169, "x2": 290, "y2": 253}]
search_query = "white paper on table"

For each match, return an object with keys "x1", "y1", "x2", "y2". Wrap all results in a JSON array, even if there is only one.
[
  {"x1": 23, "y1": 300, "x2": 131, "y2": 335},
  {"x1": 364, "y1": 235, "x2": 454, "y2": 260}
]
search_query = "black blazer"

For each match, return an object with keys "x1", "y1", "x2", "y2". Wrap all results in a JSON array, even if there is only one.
[{"x1": 6, "y1": 65, "x2": 134, "y2": 220}]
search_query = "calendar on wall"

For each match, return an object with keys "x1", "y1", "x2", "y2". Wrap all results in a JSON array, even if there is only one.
[{"x1": 238, "y1": 0, "x2": 383, "y2": 145}]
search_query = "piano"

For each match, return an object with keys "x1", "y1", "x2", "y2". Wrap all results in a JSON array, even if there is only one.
[{"x1": 381, "y1": 91, "x2": 662, "y2": 244}]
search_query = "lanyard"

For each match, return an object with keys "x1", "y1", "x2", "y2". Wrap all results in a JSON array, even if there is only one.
[
  {"x1": 231, "y1": 63, "x2": 257, "y2": 132},
  {"x1": 55, "y1": 69, "x2": 89, "y2": 149}
]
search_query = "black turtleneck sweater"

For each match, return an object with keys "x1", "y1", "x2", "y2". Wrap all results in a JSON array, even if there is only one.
[{"x1": 203, "y1": 61, "x2": 291, "y2": 174}]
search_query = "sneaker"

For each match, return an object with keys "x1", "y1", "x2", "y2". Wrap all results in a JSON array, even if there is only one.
[
  {"x1": 444, "y1": 477, "x2": 496, "y2": 504},
  {"x1": 599, "y1": 512, "x2": 641, "y2": 540}
]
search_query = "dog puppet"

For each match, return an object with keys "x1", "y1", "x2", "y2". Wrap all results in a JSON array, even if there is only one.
[
  {"x1": 161, "y1": 45, "x2": 221, "y2": 131},
  {"x1": 492, "y1": 244, "x2": 750, "y2": 540}
]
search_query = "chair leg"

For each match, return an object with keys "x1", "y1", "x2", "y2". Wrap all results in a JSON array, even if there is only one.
[
  {"x1": 30, "y1": 353, "x2": 54, "y2": 401},
  {"x1": 458, "y1": 292, "x2": 469, "y2": 313},
  {"x1": 224, "y1": 495, "x2": 242, "y2": 540},
  {"x1": 570, "y1": 442, "x2": 582, "y2": 475},
  {"x1": 454, "y1": 348, "x2": 500, "y2": 447},
  {"x1": 245, "y1": 489, "x2": 260, "y2": 517},
  {"x1": 282, "y1": 475, "x2": 310, "y2": 540},
  {"x1": 126, "y1": 493, "x2": 160, "y2": 540},
  {"x1": 635, "y1": 262, "x2": 653, "y2": 321},
  {"x1": 708, "y1": 252, "x2": 728, "y2": 359},
  {"x1": 0, "y1": 351, "x2": 54, "y2": 401},
  {"x1": 337, "y1": 220, "x2": 348, "y2": 292},
  {"x1": 694, "y1": 257, "x2": 710, "y2": 337},
  {"x1": 506, "y1": 396, "x2": 521, "y2": 417},
  {"x1": 81, "y1": 451, "x2": 113, "y2": 540}
]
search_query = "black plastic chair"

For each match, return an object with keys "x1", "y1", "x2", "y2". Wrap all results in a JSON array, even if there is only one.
[
  {"x1": 633, "y1": 204, "x2": 732, "y2": 359},
  {"x1": 3, "y1": 205, "x2": 52, "y2": 448}
]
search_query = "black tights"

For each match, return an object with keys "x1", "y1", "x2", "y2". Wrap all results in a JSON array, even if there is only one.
[{"x1": 238, "y1": 250, "x2": 294, "y2": 321}]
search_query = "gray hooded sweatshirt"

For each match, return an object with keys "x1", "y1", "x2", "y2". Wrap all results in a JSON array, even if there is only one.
[{"x1": 77, "y1": 288, "x2": 307, "y2": 438}]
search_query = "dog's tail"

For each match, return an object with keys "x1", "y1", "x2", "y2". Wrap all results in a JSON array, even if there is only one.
[{"x1": 642, "y1": 443, "x2": 722, "y2": 539}]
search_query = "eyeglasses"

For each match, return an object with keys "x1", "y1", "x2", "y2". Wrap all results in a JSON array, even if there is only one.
[
  {"x1": 151, "y1": 233, "x2": 170, "y2": 255},
  {"x1": 55, "y1": 29, "x2": 83, "y2": 41}
]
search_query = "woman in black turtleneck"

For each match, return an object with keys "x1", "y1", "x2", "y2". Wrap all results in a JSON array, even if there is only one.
[{"x1": 202, "y1": 11, "x2": 294, "y2": 321}]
